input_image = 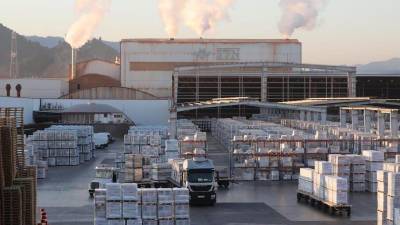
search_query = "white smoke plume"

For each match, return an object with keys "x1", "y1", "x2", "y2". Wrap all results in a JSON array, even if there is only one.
[
  {"x1": 158, "y1": 0, "x2": 235, "y2": 37},
  {"x1": 159, "y1": 0, "x2": 186, "y2": 37},
  {"x1": 65, "y1": 0, "x2": 111, "y2": 49},
  {"x1": 182, "y1": 0, "x2": 234, "y2": 36},
  {"x1": 278, "y1": 0, "x2": 327, "y2": 38}
]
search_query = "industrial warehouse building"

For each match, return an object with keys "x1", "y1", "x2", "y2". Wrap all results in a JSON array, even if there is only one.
[
  {"x1": 2, "y1": 38, "x2": 400, "y2": 125},
  {"x1": 120, "y1": 38, "x2": 303, "y2": 99},
  {"x1": 119, "y1": 38, "x2": 356, "y2": 119}
]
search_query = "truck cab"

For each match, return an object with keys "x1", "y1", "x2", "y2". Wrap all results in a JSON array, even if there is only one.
[{"x1": 182, "y1": 157, "x2": 217, "y2": 205}]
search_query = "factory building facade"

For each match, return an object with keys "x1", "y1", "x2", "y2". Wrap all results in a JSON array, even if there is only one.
[
  {"x1": 120, "y1": 39, "x2": 303, "y2": 99},
  {"x1": 120, "y1": 38, "x2": 356, "y2": 119}
]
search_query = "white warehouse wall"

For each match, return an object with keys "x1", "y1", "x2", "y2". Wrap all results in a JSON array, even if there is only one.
[
  {"x1": 121, "y1": 39, "x2": 302, "y2": 98},
  {"x1": 0, "y1": 78, "x2": 69, "y2": 98},
  {"x1": 0, "y1": 97, "x2": 169, "y2": 125}
]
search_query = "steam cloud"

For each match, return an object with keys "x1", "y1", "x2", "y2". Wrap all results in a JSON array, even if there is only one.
[
  {"x1": 158, "y1": 0, "x2": 235, "y2": 37},
  {"x1": 65, "y1": 0, "x2": 111, "y2": 49},
  {"x1": 159, "y1": 0, "x2": 186, "y2": 37},
  {"x1": 278, "y1": 0, "x2": 327, "y2": 38}
]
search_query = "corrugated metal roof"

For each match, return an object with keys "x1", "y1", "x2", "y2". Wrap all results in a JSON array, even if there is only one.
[{"x1": 61, "y1": 103, "x2": 122, "y2": 114}]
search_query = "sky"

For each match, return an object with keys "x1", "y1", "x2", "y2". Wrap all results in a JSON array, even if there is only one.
[{"x1": 0, "y1": 0, "x2": 399, "y2": 65}]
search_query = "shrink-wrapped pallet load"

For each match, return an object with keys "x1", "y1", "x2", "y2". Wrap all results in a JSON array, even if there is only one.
[
  {"x1": 106, "y1": 183, "x2": 122, "y2": 201},
  {"x1": 363, "y1": 150, "x2": 384, "y2": 192},
  {"x1": 298, "y1": 168, "x2": 313, "y2": 194},
  {"x1": 323, "y1": 175, "x2": 348, "y2": 205}
]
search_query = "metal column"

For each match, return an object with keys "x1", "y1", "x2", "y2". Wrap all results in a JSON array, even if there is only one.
[
  {"x1": 390, "y1": 111, "x2": 399, "y2": 137},
  {"x1": 364, "y1": 109, "x2": 372, "y2": 133},
  {"x1": 351, "y1": 110, "x2": 359, "y2": 130},
  {"x1": 340, "y1": 109, "x2": 347, "y2": 128},
  {"x1": 377, "y1": 112, "x2": 385, "y2": 137}
]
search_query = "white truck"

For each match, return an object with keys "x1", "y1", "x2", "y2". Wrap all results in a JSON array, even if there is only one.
[{"x1": 171, "y1": 156, "x2": 217, "y2": 205}]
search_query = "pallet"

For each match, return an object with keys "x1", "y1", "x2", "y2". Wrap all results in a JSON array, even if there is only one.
[
  {"x1": 296, "y1": 190, "x2": 351, "y2": 217},
  {"x1": 13, "y1": 177, "x2": 36, "y2": 225},
  {"x1": 0, "y1": 125, "x2": 17, "y2": 186},
  {"x1": 2, "y1": 185, "x2": 23, "y2": 225}
]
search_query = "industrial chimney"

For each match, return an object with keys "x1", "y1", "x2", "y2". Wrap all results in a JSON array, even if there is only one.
[{"x1": 71, "y1": 48, "x2": 76, "y2": 80}]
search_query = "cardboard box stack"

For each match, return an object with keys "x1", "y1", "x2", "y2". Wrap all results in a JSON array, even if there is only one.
[
  {"x1": 363, "y1": 150, "x2": 384, "y2": 192},
  {"x1": 124, "y1": 154, "x2": 144, "y2": 183}
]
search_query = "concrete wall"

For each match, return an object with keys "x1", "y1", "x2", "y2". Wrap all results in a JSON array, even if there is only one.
[
  {"x1": 0, "y1": 78, "x2": 69, "y2": 98},
  {"x1": 0, "y1": 97, "x2": 169, "y2": 125},
  {"x1": 121, "y1": 39, "x2": 302, "y2": 99}
]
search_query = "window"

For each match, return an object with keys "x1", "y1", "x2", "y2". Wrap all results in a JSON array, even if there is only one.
[
  {"x1": 114, "y1": 114, "x2": 122, "y2": 118},
  {"x1": 77, "y1": 84, "x2": 81, "y2": 90},
  {"x1": 104, "y1": 113, "x2": 107, "y2": 118}
]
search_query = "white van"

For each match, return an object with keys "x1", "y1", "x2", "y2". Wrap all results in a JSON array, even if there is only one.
[{"x1": 94, "y1": 133, "x2": 109, "y2": 149}]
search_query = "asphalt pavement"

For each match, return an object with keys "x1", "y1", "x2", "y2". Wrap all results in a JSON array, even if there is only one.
[{"x1": 37, "y1": 139, "x2": 377, "y2": 225}]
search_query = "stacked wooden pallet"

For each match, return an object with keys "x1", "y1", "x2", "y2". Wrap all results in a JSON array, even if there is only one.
[
  {"x1": 0, "y1": 108, "x2": 25, "y2": 171},
  {"x1": 0, "y1": 107, "x2": 37, "y2": 225}
]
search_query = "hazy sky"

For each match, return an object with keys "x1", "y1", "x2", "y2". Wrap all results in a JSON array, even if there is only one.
[{"x1": 1, "y1": 0, "x2": 399, "y2": 65}]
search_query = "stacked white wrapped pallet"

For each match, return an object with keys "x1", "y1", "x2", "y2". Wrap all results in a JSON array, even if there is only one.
[
  {"x1": 141, "y1": 188, "x2": 158, "y2": 224},
  {"x1": 124, "y1": 126, "x2": 168, "y2": 164},
  {"x1": 158, "y1": 188, "x2": 174, "y2": 224},
  {"x1": 94, "y1": 189, "x2": 107, "y2": 225},
  {"x1": 387, "y1": 172, "x2": 400, "y2": 224},
  {"x1": 173, "y1": 188, "x2": 190, "y2": 225},
  {"x1": 313, "y1": 161, "x2": 333, "y2": 200},
  {"x1": 106, "y1": 183, "x2": 123, "y2": 223},
  {"x1": 348, "y1": 155, "x2": 366, "y2": 192},
  {"x1": 122, "y1": 184, "x2": 141, "y2": 225},
  {"x1": 47, "y1": 125, "x2": 95, "y2": 162},
  {"x1": 298, "y1": 168, "x2": 314, "y2": 194},
  {"x1": 179, "y1": 127, "x2": 207, "y2": 156},
  {"x1": 377, "y1": 170, "x2": 389, "y2": 225},
  {"x1": 165, "y1": 139, "x2": 179, "y2": 160},
  {"x1": 95, "y1": 184, "x2": 141, "y2": 225},
  {"x1": 328, "y1": 154, "x2": 350, "y2": 186},
  {"x1": 363, "y1": 150, "x2": 384, "y2": 192},
  {"x1": 324, "y1": 175, "x2": 348, "y2": 205},
  {"x1": 151, "y1": 163, "x2": 172, "y2": 181}
]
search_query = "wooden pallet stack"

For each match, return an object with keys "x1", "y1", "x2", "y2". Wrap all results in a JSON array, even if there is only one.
[{"x1": 0, "y1": 108, "x2": 37, "y2": 225}]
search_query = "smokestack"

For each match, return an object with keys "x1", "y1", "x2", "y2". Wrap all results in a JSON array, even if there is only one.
[{"x1": 71, "y1": 48, "x2": 76, "y2": 80}]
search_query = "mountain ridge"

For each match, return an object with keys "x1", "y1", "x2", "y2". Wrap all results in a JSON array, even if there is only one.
[
  {"x1": 1, "y1": 24, "x2": 400, "y2": 78},
  {"x1": 0, "y1": 23, "x2": 119, "y2": 79}
]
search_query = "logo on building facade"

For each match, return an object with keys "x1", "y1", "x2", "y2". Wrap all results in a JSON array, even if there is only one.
[
  {"x1": 216, "y1": 48, "x2": 240, "y2": 61},
  {"x1": 192, "y1": 48, "x2": 241, "y2": 61},
  {"x1": 192, "y1": 49, "x2": 212, "y2": 61}
]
